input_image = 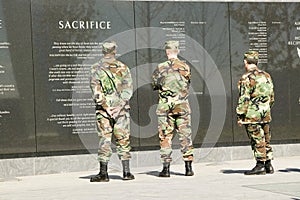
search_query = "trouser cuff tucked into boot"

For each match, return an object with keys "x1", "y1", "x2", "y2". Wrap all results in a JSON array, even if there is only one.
[
  {"x1": 90, "y1": 162, "x2": 109, "y2": 182},
  {"x1": 159, "y1": 162, "x2": 170, "y2": 177},
  {"x1": 185, "y1": 161, "x2": 194, "y2": 176},
  {"x1": 265, "y1": 160, "x2": 274, "y2": 174},
  {"x1": 122, "y1": 160, "x2": 135, "y2": 181}
]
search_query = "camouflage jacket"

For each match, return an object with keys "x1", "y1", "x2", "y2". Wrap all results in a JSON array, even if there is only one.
[
  {"x1": 236, "y1": 67, "x2": 274, "y2": 124},
  {"x1": 90, "y1": 57, "x2": 133, "y2": 110},
  {"x1": 152, "y1": 58, "x2": 191, "y2": 115}
]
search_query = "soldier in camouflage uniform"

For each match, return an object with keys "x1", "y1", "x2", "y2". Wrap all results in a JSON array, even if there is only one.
[
  {"x1": 90, "y1": 41, "x2": 134, "y2": 182},
  {"x1": 152, "y1": 41, "x2": 194, "y2": 177},
  {"x1": 236, "y1": 51, "x2": 275, "y2": 175}
]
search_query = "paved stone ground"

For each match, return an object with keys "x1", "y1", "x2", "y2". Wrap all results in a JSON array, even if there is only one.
[{"x1": 1, "y1": 156, "x2": 300, "y2": 200}]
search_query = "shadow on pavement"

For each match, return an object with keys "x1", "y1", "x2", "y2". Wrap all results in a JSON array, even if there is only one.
[
  {"x1": 220, "y1": 169, "x2": 247, "y2": 174},
  {"x1": 79, "y1": 175, "x2": 93, "y2": 179},
  {"x1": 138, "y1": 170, "x2": 185, "y2": 177},
  {"x1": 222, "y1": 168, "x2": 300, "y2": 174},
  {"x1": 278, "y1": 168, "x2": 300, "y2": 173},
  {"x1": 79, "y1": 174, "x2": 123, "y2": 180}
]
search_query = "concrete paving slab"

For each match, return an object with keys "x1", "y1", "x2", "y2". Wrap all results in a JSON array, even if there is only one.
[
  {"x1": 246, "y1": 182, "x2": 300, "y2": 198},
  {"x1": 0, "y1": 156, "x2": 300, "y2": 200}
]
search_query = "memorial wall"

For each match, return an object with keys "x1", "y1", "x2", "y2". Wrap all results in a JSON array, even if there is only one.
[{"x1": 0, "y1": 0, "x2": 299, "y2": 158}]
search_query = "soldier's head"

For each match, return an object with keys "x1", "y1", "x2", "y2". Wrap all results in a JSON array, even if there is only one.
[
  {"x1": 243, "y1": 51, "x2": 259, "y2": 65},
  {"x1": 102, "y1": 41, "x2": 117, "y2": 55},
  {"x1": 164, "y1": 40, "x2": 180, "y2": 57}
]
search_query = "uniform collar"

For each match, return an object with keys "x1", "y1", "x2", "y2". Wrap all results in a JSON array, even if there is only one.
[
  {"x1": 101, "y1": 56, "x2": 116, "y2": 66},
  {"x1": 246, "y1": 64, "x2": 258, "y2": 72},
  {"x1": 168, "y1": 57, "x2": 179, "y2": 61}
]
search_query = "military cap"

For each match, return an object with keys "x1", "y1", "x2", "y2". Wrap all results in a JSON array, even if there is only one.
[
  {"x1": 244, "y1": 51, "x2": 259, "y2": 60},
  {"x1": 164, "y1": 40, "x2": 179, "y2": 50},
  {"x1": 102, "y1": 41, "x2": 117, "y2": 53}
]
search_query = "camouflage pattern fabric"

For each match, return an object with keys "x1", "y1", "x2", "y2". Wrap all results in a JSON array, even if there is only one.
[
  {"x1": 244, "y1": 50, "x2": 259, "y2": 60},
  {"x1": 236, "y1": 68, "x2": 274, "y2": 123},
  {"x1": 152, "y1": 58, "x2": 194, "y2": 163},
  {"x1": 90, "y1": 57, "x2": 133, "y2": 162},
  {"x1": 245, "y1": 123, "x2": 273, "y2": 161},
  {"x1": 236, "y1": 64, "x2": 274, "y2": 162},
  {"x1": 90, "y1": 57, "x2": 133, "y2": 110},
  {"x1": 96, "y1": 110, "x2": 131, "y2": 162},
  {"x1": 102, "y1": 41, "x2": 117, "y2": 54}
]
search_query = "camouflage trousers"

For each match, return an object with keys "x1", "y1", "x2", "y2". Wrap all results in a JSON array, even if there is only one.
[
  {"x1": 245, "y1": 123, "x2": 273, "y2": 162},
  {"x1": 158, "y1": 112, "x2": 194, "y2": 163},
  {"x1": 96, "y1": 109, "x2": 132, "y2": 162}
]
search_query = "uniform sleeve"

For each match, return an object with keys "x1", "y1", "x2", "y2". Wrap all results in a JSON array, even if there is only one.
[
  {"x1": 269, "y1": 79, "x2": 275, "y2": 108},
  {"x1": 178, "y1": 62, "x2": 191, "y2": 83},
  {"x1": 120, "y1": 66, "x2": 133, "y2": 102},
  {"x1": 152, "y1": 67, "x2": 161, "y2": 90},
  {"x1": 185, "y1": 64, "x2": 191, "y2": 83},
  {"x1": 236, "y1": 76, "x2": 251, "y2": 120},
  {"x1": 90, "y1": 65, "x2": 107, "y2": 108}
]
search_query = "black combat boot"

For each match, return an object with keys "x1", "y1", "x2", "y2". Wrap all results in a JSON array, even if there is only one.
[
  {"x1": 244, "y1": 161, "x2": 266, "y2": 175},
  {"x1": 90, "y1": 162, "x2": 109, "y2": 182},
  {"x1": 185, "y1": 161, "x2": 194, "y2": 176},
  {"x1": 159, "y1": 162, "x2": 170, "y2": 177},
  {"x1": 265, "y1": 160, "x2": 274, "y2": 174},
  {"x1": 122, "y1": 160, "x2": 135, "y2": 181}
]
